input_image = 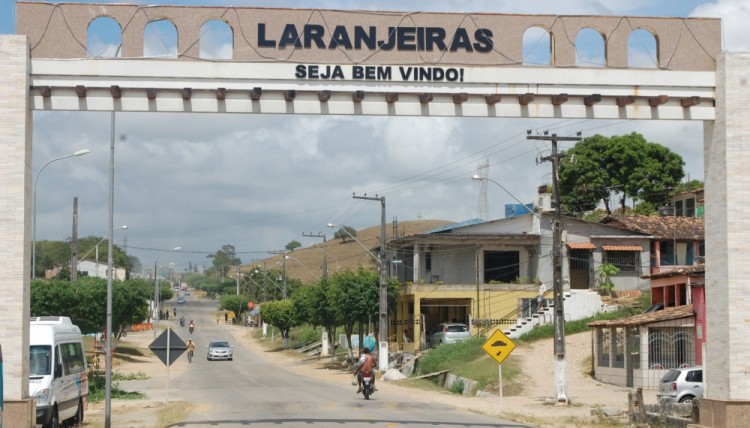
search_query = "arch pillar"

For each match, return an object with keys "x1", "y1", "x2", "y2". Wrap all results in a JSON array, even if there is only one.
[
  {"x1": 701, "y1": 52, "x2": 750, "y2": 427},
  {"x1": 0, "y1": 35, "x2": 34, "y2": 426}
]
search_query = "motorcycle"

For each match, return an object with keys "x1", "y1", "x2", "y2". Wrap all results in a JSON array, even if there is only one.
[
  {"x1": 361, "y1": 371, "x2": 374, "y2": 400},
  {"x1": 189, "y1": 324, "x2": 194, "y2": 334},
  {"x1": 180, "y1": 318, "x2": 185, "y2": 327}
]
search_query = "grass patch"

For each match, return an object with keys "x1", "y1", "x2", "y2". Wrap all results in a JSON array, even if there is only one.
[
  {"x1": 416, "y1": 337, "x2": 487, "y2": 375},
  {"x1": 414, "y1": 337, "x2": 523, "y2": 395},
  {"x1": 88, "y1": 372, "x2": 148, "y2": 403},
  {"x1": 517, "y1": 301, "x2": 647, "y2": 343},
  {"x1": 112, "y1": 371, "x2": 149, "y2": 381},
  {"x1": 158, "y1": 401, "x2": 191, "y2": 427}
]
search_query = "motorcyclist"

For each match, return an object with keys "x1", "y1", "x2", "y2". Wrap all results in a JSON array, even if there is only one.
[
  {"x1": 353, "y1": 347, "x2": 377, "y2": 394},
  {"x1": 189, "y1": 320, "x2": 195, "y2": 333},
  {"x1": 180, "y1": 316, "x2": 185, "y2": 327}
]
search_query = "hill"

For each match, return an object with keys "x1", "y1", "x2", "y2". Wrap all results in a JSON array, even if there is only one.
[{"x1": 245, "y1": 219, "x2": 454, "y2": 283}]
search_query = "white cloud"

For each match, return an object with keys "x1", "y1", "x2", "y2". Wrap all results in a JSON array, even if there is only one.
[{"x1": 691, "y1": 0, "x2": 750, "y2": 51}]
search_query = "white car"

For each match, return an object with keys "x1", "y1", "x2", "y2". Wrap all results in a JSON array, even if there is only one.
[
  {"x1": 657, "y1": 366, "x2": 703, "y2": 403},
  {"x1": 428, "y1": 323, "x2": 472, "y2": 347},
  {"x1": 207, "y1": 341, "x2": 234, "y2": 361}
]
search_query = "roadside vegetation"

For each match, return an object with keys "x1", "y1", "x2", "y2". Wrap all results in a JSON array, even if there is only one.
[{"x1": 256, "y1": 292, "x2": 651, "y2": 398}]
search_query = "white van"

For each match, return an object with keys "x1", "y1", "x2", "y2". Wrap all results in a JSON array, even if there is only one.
[{"x1": 29, "y1": 316, "x2": 88, "y2": 428}]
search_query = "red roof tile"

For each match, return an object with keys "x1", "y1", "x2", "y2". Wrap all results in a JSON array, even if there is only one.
[
  {"x1": 568, "y1": 242, "x2": 596, "y2": 249},
  {"x1": 602, "y1": 245, "x2": 643, "y2": 251},
  {"x1": 588, "y1": 304, "x2": 694, "y2": 327}
]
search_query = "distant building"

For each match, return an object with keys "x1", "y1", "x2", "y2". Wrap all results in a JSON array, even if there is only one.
[{"x1": 77, "y1": 259, "x2": 127, "y2": 281}]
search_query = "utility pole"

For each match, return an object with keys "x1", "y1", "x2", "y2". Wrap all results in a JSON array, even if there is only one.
[
  {"x1": 70, "y1": 196, "x2": 79, "y2": 281},
  {"x1": 268, "y1": 250, "x2": 287, "y2": 298},
  {"x1": 353, "y1": 194, "x2": 388, "y2": 372},
  {"x1": 303, "y1": 232, "x2": 328, "y2": 279},
  {"x1": 527, "y1": 131, "x2": 581, "y2": 405}
]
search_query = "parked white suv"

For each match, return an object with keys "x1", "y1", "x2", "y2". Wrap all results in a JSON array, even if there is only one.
[{"x1": 657, "y1": 366, "x2": 704, "y2": 403}]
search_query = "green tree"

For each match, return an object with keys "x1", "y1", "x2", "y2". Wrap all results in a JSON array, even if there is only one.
[
  {"x1": 329, "y1": 267, "x2": 400, "y2": 360},
  {"x1": 285, "y1": 240, "x2": 302, "y2": 252},
  {"x1": 30, "y1": 277, "x2": 152, "y2": 338},
  {"x1": 333, "y1": 225, "x2": 358, "y2": 243},
  {"x1": 34, "y1": 240, "x2": 69, "y2": 278},
  {"x1": 559, "y1": 133, "x2": 685, "y2": 215},
  {"x1": 33, "y1": 238, "x2": 139, "y2": 280},
  {"x1": 293, "y1": 278, "x2": 339, "y2": 362},
  {"x1": 261, "y1": 299, "x2": 300, "y2": 347},
  {"x1": 219, "y1": 294, "x2": 250, "y2": 323},
  {"x1": 596, "y1": 263, "x2": 620, "y2": 296},
  {"x1": 206, "y1": 244, "x2": 241, "y2": 279}
]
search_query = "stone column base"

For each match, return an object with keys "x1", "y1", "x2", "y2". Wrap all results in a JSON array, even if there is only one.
[
  {"x1": 2, "y1": 398, "x2": 36, "y2": 428},
  {"x1": 696, "y1": 397, "x2": 750, "y2": 428}
]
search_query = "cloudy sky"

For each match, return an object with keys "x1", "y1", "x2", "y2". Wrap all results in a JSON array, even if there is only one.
[{"x1": 2, "y1": 0, "x2": 748, "y2": 275}]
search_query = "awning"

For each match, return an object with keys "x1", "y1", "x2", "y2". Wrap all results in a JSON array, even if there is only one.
[
  {"x1": 567, "y1": 242, "x2": 596, "y2": 250},
  {"x1": 602, "y1": 245, "x2": 643, "y2": 251}
]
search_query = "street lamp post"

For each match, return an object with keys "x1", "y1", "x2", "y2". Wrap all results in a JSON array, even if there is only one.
[
  {"x1": 77, "y1": 225, "x2": 128, "y2": 277},
  {"x1": 472, "y1": 166, "x2": 572, "y2": 404},
  {"x1": 302, "y1": 232, "x2": 328, "y2": 279},
  {"x1": 352, "y1": 194, "x2": 388, "y2": 371},
  {"x1": 153, "y1": 247, "x2": 181, "y2": 338},
  {"x1": 32, "y1": 148, "x2": 91, "y2": 279},
  {"x1": 327, "y1": 221, "x2": 389, "y2": 372},
  {"x1": 285, "y1": 255, "x2": 320, "y2": 281}
]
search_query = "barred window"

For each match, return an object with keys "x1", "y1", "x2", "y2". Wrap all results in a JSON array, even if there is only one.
[
  {"x1": 597, "y1": 328, "x2": 610, "y2": 367},
  {"x1": 648, "y1": 328, "x2": 695, "y2": 369},
  {"x1": 604, "y1": 251, "x2": 638, "y2": 272},
  {"x1": 614, "y1": 328, "x2": 625, "y2": 368}
]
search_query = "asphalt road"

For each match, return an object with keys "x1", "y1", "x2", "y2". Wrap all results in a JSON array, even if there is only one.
[{"x1": 162, "y1": 296, "x2": 530, "y2": 428}]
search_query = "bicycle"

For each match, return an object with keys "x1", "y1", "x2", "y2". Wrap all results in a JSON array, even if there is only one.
[{"x1": 188, "y1": 349, "x2": 194, "y2": 363}]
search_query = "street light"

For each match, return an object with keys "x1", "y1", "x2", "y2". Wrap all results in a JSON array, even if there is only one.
[
  {"x1": 327, "y1": 222, "x2": 389, "y2": 372},
  {"x1": 471, "y1": 174, "x2": 540, "y2": 219},
  {"x1": 77, "y1": 225, "x2": 128, "y2": 277},
  {"x1": 302, "y1": 232, "x2": 328, "y2": 279},
  {"x1": 154, "y1": 246, "x2": 181, "y2": 338},
  {"x1": 32, "y1": 148, "x2": 91, "y2": 279},
  {"x1": 254, "y1": 267, "x2": 286, "y2": 298},
  {"x1": 326, "y1": 224, "x2": 380, "y2": 262},
  {"x1": 285, "y1": 255, "x2": 320, "y2": 281}
]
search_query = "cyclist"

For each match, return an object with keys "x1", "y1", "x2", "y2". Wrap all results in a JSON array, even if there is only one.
[{"x1": 186, "y1": 339, "x2": 195, "y2": 363}]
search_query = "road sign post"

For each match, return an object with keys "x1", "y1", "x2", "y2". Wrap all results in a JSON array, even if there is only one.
[
  {"x1": 482, "y1": 329, "x2": 517, "y2": 413},
  {"x1": 149, "y1": 328, "x2": 187, "y2": 405}
]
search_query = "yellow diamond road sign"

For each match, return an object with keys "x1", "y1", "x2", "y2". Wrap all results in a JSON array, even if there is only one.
[{"x1": 482, "y1": 329, "x2": 517, "y2": 365}]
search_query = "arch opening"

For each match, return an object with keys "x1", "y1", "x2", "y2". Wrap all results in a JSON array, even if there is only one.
[
  {"x1": 522, "y1": 26, "x2": 552, "y2": 66},
  {"x1": 200, "y1": 20, "x2": 234, "y2": 60},
  {"x1": 575, "y1": 28, "x2": 605, "y2": 67},
  {"x1": 628, "y1": 28, "x2": 658, "y2": 68},
  {"x1": 87, "y1": 16, "x2": 122, "y2": 58},
  {"x1": 144, "y1": 19, "x2": 178, "y2": 58}
]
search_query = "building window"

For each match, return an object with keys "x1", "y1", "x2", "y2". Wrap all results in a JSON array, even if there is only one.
[
  {"x1": 484, "y1": 251, "x2": 520, "y2": 283},
  {"x1": 648, "y1": 328, "x2": 695, "y2": 369},
  {"x1": 604, "y1": 251, "x2": 638, "y2": 272},
  {"x1": 628, "y1": 327, "x2": 641, "y2": 369},
  {"x1": 674, "y1": 200, "x2": 684, "y2": 216},
  {"x1": 614, "y1": 328, "x2": 625, "y2": 368},
  {"x1": 685, "y1": 198, "x2": 695, "y2": 217},
  {"x1": 597, "y1": 328, "x2": 610, "y2": 367}
]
